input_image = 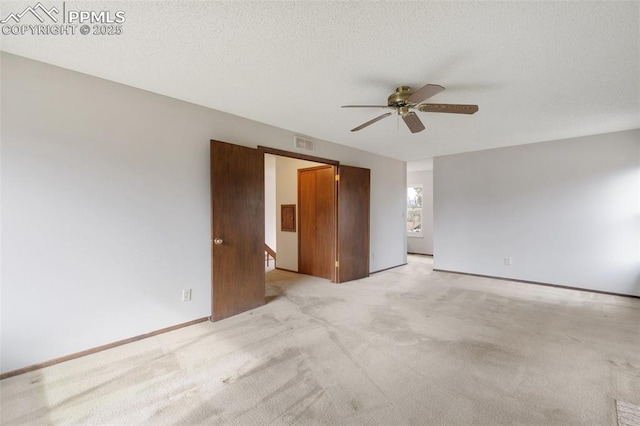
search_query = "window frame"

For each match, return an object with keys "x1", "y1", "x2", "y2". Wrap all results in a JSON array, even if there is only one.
[{"x1": 407, "y1": 185, "x2": 423, "y2": 238}]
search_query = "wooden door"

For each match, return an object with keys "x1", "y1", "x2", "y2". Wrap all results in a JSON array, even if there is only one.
[
  {"x1": 298, "y1": 165, "x2": 336, "y2": 280},
  {"x1": 337, "y1": 165, "x2": 370, "y2": 283},
  {"x1": 210, "y1": 140, "x2": 265, "y2": 321}
]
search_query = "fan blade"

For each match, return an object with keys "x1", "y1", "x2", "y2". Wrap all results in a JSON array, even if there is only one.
[
  {"x1": 402, "y1": 112, "x2": 425, "y2": 133},
  {"x1": 341, "y1": 105, "x2": 391, "y2": 108},
  {"x1": 417, "y1": 103, "x2": 479, "y2": 114},
  {"x1": 407, "y1": 84, "x2": 445, "y2": 104},
  {"x1": 351, "y1": 112, "x2": 393, "y2": 132}
]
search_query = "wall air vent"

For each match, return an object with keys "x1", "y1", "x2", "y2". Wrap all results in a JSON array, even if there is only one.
[{"x1": 294, "y1": 136, "x2": 314, "y2": 152}]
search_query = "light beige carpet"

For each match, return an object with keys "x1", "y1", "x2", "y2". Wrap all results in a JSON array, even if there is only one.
[
  {"x1": 1, "y1": 255, "x2": 639, "y2": 425},
  {"x1": 618, "y1": 400, "x2": 640, "y2": 426}
]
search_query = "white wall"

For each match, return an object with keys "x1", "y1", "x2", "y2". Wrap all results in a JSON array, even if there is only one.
[
  {"x1": 0, "y1": 53, "x2": 407, "y2": 373},
  {"x1": 407, "y1": 170, "x2": 434, "y2": 255},
  {"x1": 275, "y1": 157, "x2": 321, "y2": 271},
  {"x1": 265, "y1": 154, "x2": 277, "y2": 251},
  {"x1": 434, "y1": 129, "x2": 640, "y2": 296}
]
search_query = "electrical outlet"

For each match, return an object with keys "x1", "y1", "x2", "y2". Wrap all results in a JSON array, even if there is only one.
[
  {"x1": 182, "y1": 289, "x2": 192, "y2": 302},
  {"x1": 504, "y1": 257, "x2": 512, "y2": 266}
]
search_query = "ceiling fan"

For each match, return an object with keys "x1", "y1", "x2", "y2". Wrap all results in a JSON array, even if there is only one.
[{"x1": 342, "y1": 84, "x2": 478, "y2": 133}]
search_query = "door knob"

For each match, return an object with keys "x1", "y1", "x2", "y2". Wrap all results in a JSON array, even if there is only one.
[{"x1": 214, "y1": 238, "x2": 223, "y2": 245}]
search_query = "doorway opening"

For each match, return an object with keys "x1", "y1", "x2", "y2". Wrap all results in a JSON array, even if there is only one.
[
  {"x1": 210, "y1": 140, "x2": 370, "y2": 322},
  {"x1": 263, "y1": 148, "x2": 337, "y2": 281}
]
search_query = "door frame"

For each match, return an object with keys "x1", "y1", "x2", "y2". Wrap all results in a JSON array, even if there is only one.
[
  {"x1": 258, "y1": 146, "x2": 339, "y2": 166},
  {"x1": 258, "y1": 146, "x2": 340, "y2": 282}
]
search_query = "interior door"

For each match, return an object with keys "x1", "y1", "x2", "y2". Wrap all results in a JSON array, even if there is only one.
[
  {"x1": 337, "y1": 165, "x2": 370, "y2": 283},
  {"x1": 210, "y1": 140, "x2": 265, "y2": 321},
  {"x1": 298, "y1": 165, "x2": 336, "y2": 281}
]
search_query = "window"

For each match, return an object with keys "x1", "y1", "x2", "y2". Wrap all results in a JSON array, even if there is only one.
[{"x1": 407, "y1": 185, "x2": 423, "y2": 237}]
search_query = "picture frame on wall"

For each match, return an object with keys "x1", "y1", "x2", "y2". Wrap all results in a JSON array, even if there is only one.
[{"x1": 281, "y1": 204, "x2": 296, "y2": 232}]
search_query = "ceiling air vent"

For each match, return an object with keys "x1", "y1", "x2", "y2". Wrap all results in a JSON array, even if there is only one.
[{"x1": 294, "y1": 136, "x2": 314, "y2": 152}]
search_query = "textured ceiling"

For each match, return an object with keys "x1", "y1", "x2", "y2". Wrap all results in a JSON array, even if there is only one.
[{"x1": 1, "y1": 1, "x2": 639, "y2": 163}]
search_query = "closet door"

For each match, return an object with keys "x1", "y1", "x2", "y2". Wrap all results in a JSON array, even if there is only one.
[
  {"x1": 336, "y1": 165, "x2": 370, "y2": 283},
  {"x1": 298, "y1": 165, "x2": 336, "y2": 280}
]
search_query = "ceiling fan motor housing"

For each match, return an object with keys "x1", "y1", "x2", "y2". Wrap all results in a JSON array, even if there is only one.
[
  {"x1": 388, "y1": 86, "x2": 414, "y2": 116},
  {"x1": 387, "y1": 86, "x2": 412, "y2": 109}
]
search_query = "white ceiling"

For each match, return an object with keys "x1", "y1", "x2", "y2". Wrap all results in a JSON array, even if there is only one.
[{"x1": 1, "y1": 1, "x2": 639, "y2": 164}]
